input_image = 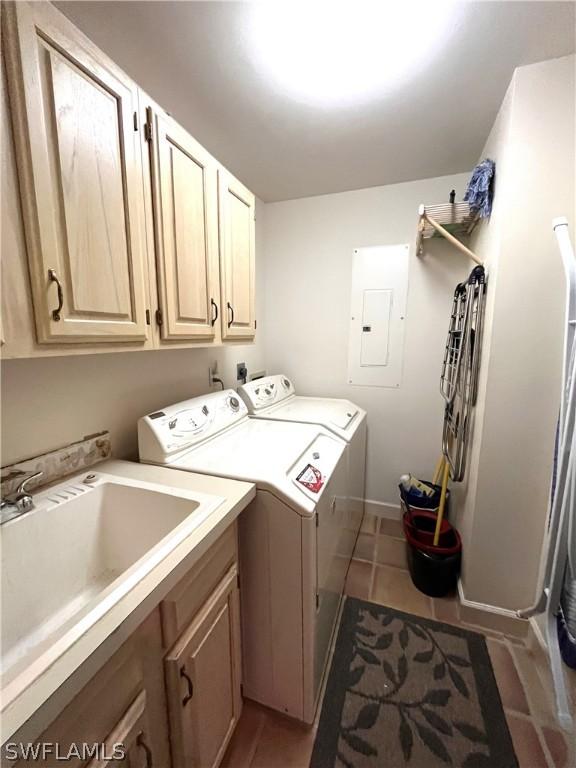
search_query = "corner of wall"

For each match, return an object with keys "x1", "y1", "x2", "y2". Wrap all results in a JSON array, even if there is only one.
[
  {"x1": 457, "y1": 55, "x2": 575, "y2": 611},
  {"x1": 453, "y1": 72, "x2": 517, "y2": 590}
]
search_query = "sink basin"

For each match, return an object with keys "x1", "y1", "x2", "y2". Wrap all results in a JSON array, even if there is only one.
[{"x1": 1, "y1": 472, "x2": 223, "y2": 684}]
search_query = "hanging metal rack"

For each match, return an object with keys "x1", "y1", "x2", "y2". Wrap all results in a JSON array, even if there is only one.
[
  {"x1": 440, "y1": 267, "x2": 487, "y2": 481},
  {"x1": 417, "y1": 202, "x2": 482, "y2": 265},
  {"x1": 421, "y1": 194, "x2": 488, "y2": 543}
]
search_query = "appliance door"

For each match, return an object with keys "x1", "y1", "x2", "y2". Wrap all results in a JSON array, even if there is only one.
[{"x1": 302, "y1": 448, "x2": 349, "y2": 722}]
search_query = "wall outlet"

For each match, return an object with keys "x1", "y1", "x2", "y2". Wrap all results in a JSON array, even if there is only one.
[{"x1": 237, "y1": 362, "x2": 248, "y2": 382}]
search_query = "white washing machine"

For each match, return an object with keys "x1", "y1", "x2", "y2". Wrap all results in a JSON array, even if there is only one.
[
  {"x1": 238, "y1": 374, "x2": 366, "y2": 550},
  {"x1": 138, "y1": 390, "x2": 349, "y2": 723}
]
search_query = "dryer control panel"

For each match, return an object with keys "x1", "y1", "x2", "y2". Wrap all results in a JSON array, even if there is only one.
[
  {"x1": 289, "y1": 433, "x2": 346, "y2": 503},
  {"x1": 138, "y1": 390, "x2": 248, "y2": 462},
  {"x1": 238, "y1": 374, "x2": 295, "y2": 412}
]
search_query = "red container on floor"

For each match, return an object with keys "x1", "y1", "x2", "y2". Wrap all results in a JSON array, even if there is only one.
[{"x1": 403, "y1": 509, "x2": 459, "y2": 553}]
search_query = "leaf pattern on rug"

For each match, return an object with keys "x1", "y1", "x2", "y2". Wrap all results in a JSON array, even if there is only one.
[{"x1": 336, "y1": 606, "x2": 494, "y2": 767}]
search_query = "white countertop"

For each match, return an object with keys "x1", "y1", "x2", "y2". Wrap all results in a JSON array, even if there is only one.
[{"x1": 2, "y1": 459, "x2": 255, "y2": 745}]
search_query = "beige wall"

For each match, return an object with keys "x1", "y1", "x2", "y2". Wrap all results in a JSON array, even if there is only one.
[
  {"x1": 451, "y1": 81, "x2": 517, "y2": 581},
  {"x1": 262, "y1": 173, "x2": 474, "y2": 509},
  {"x1": 455, "y1": 55, "x2": 575, "y2": 612},
  {"x1": 1, "y1": 338, "x2": 266, "y2": 466}
]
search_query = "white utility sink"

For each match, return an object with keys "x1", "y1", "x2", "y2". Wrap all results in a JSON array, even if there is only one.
[{"x1": 0, "y1": 472, "x2": 224, "y2": 686}]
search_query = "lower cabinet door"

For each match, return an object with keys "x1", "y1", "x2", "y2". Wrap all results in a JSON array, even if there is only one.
[{"x1": 164, "y1": 567, "x2": 242, "y2": 768}]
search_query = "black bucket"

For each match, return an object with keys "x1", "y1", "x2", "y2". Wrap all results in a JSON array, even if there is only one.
[
  {"x1": 406, "y1": 534, "x2": 461, "y2": 597},
  {"x1": 400, "y1": 479, "x2": 461, "y2": 598}
]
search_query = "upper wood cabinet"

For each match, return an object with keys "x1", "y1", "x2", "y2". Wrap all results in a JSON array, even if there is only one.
[
  {"x1": 2, "y1": 2, "x2": 150, "y2": 344},
  {"x1": 148, "y1": 109, "x2": 220, "y2": 341},
  {"x1": 1, "y1": 1, "x2": 257, "y2": 357},
  {"x1": 218, "y1": 171, "x2": 256, "y2": 340}
]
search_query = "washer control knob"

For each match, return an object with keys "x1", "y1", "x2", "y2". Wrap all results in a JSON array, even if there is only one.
[
  {"x1": 282, "y1": 378, "x2": 291, "y2": 389},
  {"x1": 83, "y1": 474, "x2": 98, "y2": 484},
  {"x1": 229, "y1": 396, "x2": 240, "y2": 412}
]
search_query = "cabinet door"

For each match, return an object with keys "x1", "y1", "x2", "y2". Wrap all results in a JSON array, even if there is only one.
[
  {"x1": 3, "y1": 2, "x2": 149, "y2": 343},
  {"x1": 149, "y1": 109, "x2": 219, "y2": 341},
  {"x1": 165, "y1": 567, "x2": 242, "y2": 768},
  {"x1": 218, "y1": 170, "x2": 256, "y2": 340}
]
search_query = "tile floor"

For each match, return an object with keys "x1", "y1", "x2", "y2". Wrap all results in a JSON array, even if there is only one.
[{"x1": 222, "y1": 514, "x2": 575, "y2": 768}]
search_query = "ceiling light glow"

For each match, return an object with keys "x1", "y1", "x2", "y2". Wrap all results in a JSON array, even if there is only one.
[{"x1": 248, "y1": 0, "x2": 458, "y2": 108}]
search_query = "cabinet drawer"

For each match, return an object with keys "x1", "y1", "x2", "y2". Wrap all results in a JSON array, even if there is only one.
[
  {"x1": 161, "y1": 523, "x2": 238, "y2": 648},
  {"x1": 86, "y1": 690, "x2": 151, "y2": 768}
]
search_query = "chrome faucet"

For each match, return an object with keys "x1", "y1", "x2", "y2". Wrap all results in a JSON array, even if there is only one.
[{"x1": 0, "y1": 471, "x2": 43, "y2": 524}]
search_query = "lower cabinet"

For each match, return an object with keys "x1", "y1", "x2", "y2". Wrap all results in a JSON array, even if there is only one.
[
  {"x1": 9, "y1": 609, "x2": 171, "y2": 768},
  {"x1": 164, "y1": 567, "x2": 242, "y2": 768},
  {"x1": 5, "y1": 524, "x2": 242, "y2": 768}
]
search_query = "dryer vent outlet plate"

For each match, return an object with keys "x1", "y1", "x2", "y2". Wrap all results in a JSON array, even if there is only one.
[{"x1": 237, "y1": 363, "x2": 248, "y2": 382}]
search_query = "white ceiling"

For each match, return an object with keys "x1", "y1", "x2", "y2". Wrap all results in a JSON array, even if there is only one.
[{"x1": 56, "y1": 1, "x2": 575, "y2": 202}]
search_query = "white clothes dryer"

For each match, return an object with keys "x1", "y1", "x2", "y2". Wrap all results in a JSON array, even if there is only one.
[{"x1": 138, "y1": 390, "x2": 350, "y2": 722}]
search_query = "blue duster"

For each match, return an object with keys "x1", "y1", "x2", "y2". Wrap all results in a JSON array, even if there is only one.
[{"x1": 464, "y1": 158, "x2": 495, "y2": 218}]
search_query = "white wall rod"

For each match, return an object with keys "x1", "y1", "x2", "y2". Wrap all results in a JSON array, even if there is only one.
[{"x1": 423, "y1": 213, "x2": 483, "y2": 266}]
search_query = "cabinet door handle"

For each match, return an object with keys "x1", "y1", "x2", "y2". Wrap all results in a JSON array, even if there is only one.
[
  {"x1": 48, "y1": 269, "x2": 64, "y2": 322},
  {"x1": 227, "y1": 302, "x2": 234, "y2": 328},
  {"x1": 211, "y1": 298, "x2": 218, "y2": 326},
  {"x1": 137, "y1": 732, "x2": 153, "y2": 768},
  {"x1": 180, "y1": 667, "x2": 194, "y2": 706}
]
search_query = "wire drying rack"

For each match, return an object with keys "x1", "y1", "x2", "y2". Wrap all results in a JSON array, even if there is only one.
[
  {"x1": 440, "y1": 267, "x2": 487, "y2": 481},
  {"x1": 417, "y1": 202, "x2": 481, "y2": 265}
]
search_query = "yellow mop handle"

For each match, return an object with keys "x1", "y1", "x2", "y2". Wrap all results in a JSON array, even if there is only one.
[
  {"x1": 433, "y1": 460, "x2": 450, "y2": 547},
  {"x1": 432, "y1": 455, "x2": 445, "y2": 486}
]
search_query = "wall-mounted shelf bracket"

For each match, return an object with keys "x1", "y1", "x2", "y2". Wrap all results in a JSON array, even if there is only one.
[{"x1": 417, "y1": 203, "x2": 483, "y2": 266}]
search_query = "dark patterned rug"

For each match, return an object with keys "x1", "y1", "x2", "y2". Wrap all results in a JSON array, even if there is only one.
[{"x1": 311, "y1": 598, "x2": 518, "y2": 768}]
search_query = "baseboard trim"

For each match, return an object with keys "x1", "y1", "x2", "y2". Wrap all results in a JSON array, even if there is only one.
[
  {"x1": 365, "y1": 499, "x2": 401, "y2": 520},
  {"x1": 457, "y1": 579, "x2": 520, "y2": 618},
  {"x1": 529, "y1": 616, "x2": 548, "y2": 652},
  {"x1": 457, "y1": 579, "x2": 529, "y2": 639}
]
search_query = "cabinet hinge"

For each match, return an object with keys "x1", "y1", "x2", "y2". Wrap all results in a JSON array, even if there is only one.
[
  {"x1": 144, "y1": 119, "x2": 153, "y2": 143},
  {"x1": 236, "y1": 572, "x2": 240, "y2": 589},
  {"x1": 316, "y1": 593, "x2": 320, "y2": 610},
  {"x1": 315, "y1": 513, "x2": 319, "y2": 528},
  {"x1": 145, "y1": 309, "x2": 151, "y2": 325},
  {"x1": 155, "y1": 309, "x2": 163, "y2": 326},
  {"x1": 133, "y1": 111, "x2": 138, "y2": 131},
  {"x1": 254, "y1": 319, "x2": 257, "y2": 330}
]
